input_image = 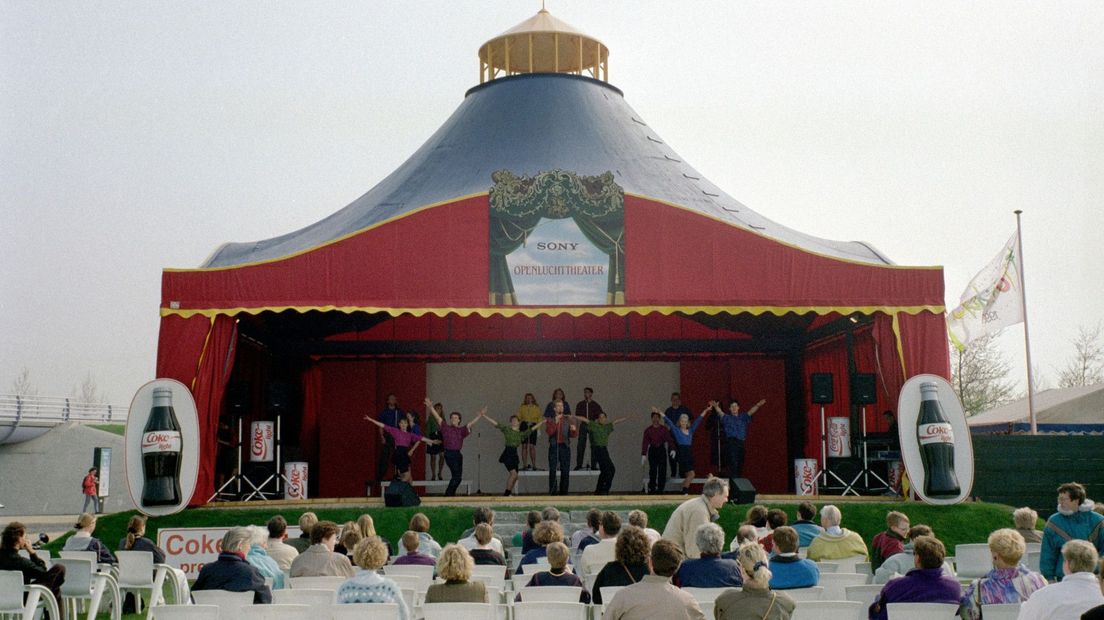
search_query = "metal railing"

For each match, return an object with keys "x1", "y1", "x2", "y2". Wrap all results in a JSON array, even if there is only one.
[{"x1": 0, "y1": 394, "x2": 127, "y2": 424}]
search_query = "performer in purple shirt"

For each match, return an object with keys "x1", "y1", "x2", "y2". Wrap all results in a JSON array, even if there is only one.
[
  {"x1": 425, "y1": 398, "x2": 486, "y2": 496},
  {"x1": 363, "y1": 414, "x2": 437, "y2": 483},
  {"x1": 642, "y1": 411, "x2": 675, "y2": 494}
]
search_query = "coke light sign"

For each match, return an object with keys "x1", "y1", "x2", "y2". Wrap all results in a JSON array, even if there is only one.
[
  {"x1": 794, "y1": 458, "x2": 818, "y2": 496},
  {"x1": 250, "y1": 421, "x2": 275, "y2": 462},
  {"x1": 125, "y1": 379, "x2": 200, "y2": 516},
  {"x1": 284, "y1": 461, "x2": 308, "y2": 499},
  {"x1": 826, "y1": 417, "x2": 851, "y2": 457},
  {"x1": 896, "y1": 374, "x2": 974, "y2": 506}
]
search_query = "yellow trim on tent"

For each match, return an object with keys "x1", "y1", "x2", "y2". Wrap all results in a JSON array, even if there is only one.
[
  {"x1": 891, "y1": 312, "x2": 908, "y2": 376},
  {"x1": 190, "y1": 315, "x2": 216, "y2": 391}
]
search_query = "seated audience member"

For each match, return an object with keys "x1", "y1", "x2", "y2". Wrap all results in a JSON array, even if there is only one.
[
  {"x1": 516, "y1": 541, "x2": 590, "y2": 603},
  {"x1": 468, "y1": 523, "x2": 506, "y2": 566},
  {"x1": 1012, "y1": 507, "x2": 1043, "y2": 544},
  {"x1": 714, "y1": 540, "x2": 796, "y2": 620},
  {"x1": 333, "y1": 520, "x2": 356, "y2": 556},
  {"x1": 759, "y1": 508, "x2": 788, "y2": 553},
  {"x1": 1016, "y1": 540, "x2": 1104, "y2": 620},
  {"x1": 0, "y1": 521, "x2": 66, "y2": 601},
  {"x1": 958, "y1": 528, "x2": 1046, "y2": 620},
  {"x1": 409, "y1": 513, "x2": 443, "y2": 558},
  {"x1": 1081, "y1": 559, "x2": 1104, "y2": 620},
  {"x1": 580, "y1": 511, "x2": 621, "y2": 576},
  {"x1": 571, "y1": 508, "x2": 601, "y2": 552},
  {"x1": 515, "y1": 520, "x2": 564, "y2": 574},
  {"x1": 393, "y1": 530, "x2": 437, "y2": 566},
  {"x1": 870, "y1": 511, "x2": 910, "y2": 571},
  {"x1": 289, "y1": 520, "x2": 355, "y2": 577},
  {"x1": 768, "y1": 526, "x2": 819, "y2": 590},
  {"x1": 542, "y1": 506, "x2": 562, "y2": 523},
  {"x1": 791, "y1": 501, "x2": 824, "y2": 548},
  {"x1": 288, "y1": 512, "x2": 317, "y2": 553},
  {"x1": 742, "y1": 505, "x2": 770, "y2": 543},
  {"x1": 627, "y1": 509, "x2": 661, "y2": 546},
  {"x1": 459, "y1": 507, "x2": 504, "y2": 555},
  {"x1": 118, "y1": 515, "x2": 166, "y2": 563},
  {"x1": 193, "y1": 526, "x2": 272, "y2": 603},
  {"x1": 355, "y1": 514, "x2": 393, "y2": 560},
  {"x1": 807, "y1": 504, "x2": 868, "y2": 561},
  {"x1": 246, "y1": 525, "x2": 285, "y2": 589},
  {"x1": 675, "y1": 522, "x2": 742, "y2": 588},
  {"x1": 1041, "y1": 482, "x2": 1104, "y2": 582},
  {"x1": 265, "y1": 515, "x2": 299, "y2": 570},
  {"x1": 424, "y1": 544, "x2": 487, "y2": 603},
  {"x1": 519, "y1": 510, "x2": 542, "y2": 553},
  {"x1": 339, "y1": 526, "x2": 361, "y2": 561},
  {"x1": 337, "y1": 536, "x2": 410, "y2": 620},
  {"x1": 868, "y1": 535, "x2": 962, "y2": 620},
  {"x1": 592, "y1": 525, "x2": 650, "y2": 604},
  {"x1": 874, "y1": 525, "x2": 955, "y2": 584},
  {"x1": 724, "y1": 524, "x2": 760, "y2": 560},
  {"x1": 602, "y1": 539, "x2": 706, "y2": 620},
  {"x1": 63, "y1": 512, "x2": 116, "y2": 564}
]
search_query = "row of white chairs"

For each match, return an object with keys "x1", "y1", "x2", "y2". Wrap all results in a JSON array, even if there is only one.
[{"x1": 152, "y1": 601, "x2": 588, "y2": 620}]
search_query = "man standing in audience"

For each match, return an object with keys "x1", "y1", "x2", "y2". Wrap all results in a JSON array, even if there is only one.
[
  {"x1": 289, "y1": 520, "x2": 355, "y2": 577},
  {"x1": 868, "y1": 535, "x2": 962, "y2": 620},
  {"x1": 193, "y1": 527, "x2": 272, "y2": 603},
  {"x1": 870, "y1": 510, "x2": 909, "y2": 571},
  {"x1": 1016, "y1": 540, "x2": 1104, "y2": 620},
  {"x1": 265, "y1": 515, "x2": 299, "y2": 571},
  {"x1": 674, "y1": 523, "x2": 742, "y2": 588},
  {"x1": 1040, "y1": 482, "x2": 1104, "y2": 581},
  {"x1": 791, "y1": 501, "x2": 823, "y2": 548},
  {"x1": 662, "y1": 477, "x2": 729, "y2": 559},
  {"x1": 602, "y1": 539, "x2": 706, "y2": 620},
  {"x1": 768, "y1": 526, "x2": 819, "y2": 590},
  {"x1": 288, "y1": 512, "x2": 316, "y2": 553},
  {"x1": 807, "y1": 504, "x2": 869, "y2": 561},
  {"x1": 580, "y1": 511, "x2": 621, "y2": 576},
  {"x1": 575, "y1": 387, "x2": 604, "y2": 470}
]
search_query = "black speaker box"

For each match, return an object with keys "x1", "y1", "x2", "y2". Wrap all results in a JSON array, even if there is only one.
[
  {"x1": 729, "y1": 477, "x2": 757, "y2": 504},
  {"x1": 851, "y1": 373, "x2": 877, "y2": 405},
  {"x1": 225, "y1": 382, "x2": 250, "y2": 411},
  {"x1": 383, "y1": 479, "x2": 421, "y2": 507},
  {"x1": 266, "y1": 382, "x2": 291, "y2": 411},
  {"x1": 810, "y1": 373, "x2": 834, "y2": 404}
]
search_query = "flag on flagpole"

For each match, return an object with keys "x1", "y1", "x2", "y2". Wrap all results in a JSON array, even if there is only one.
[{"x1": 947, "y1": 231, "x2": 1024, "y2": 351}]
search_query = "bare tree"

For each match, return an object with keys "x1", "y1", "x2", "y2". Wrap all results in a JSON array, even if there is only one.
[
  {"x1": 952, "y1": 334, "x2": 1016, "y2": 416},
  {"x1": 71, "y1": 372, "x2": 106, "y2": 405},
  {"x1": 10, "y1": 367, "x2": 37, "y2": 398},
  {"x1": 1057, "y1": 323, "x2": 1104, "y2": 388}
]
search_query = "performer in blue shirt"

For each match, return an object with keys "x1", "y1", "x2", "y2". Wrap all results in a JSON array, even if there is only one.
[
  {"x1": 663, "y1": 392, "x2": 691, "y2": 475},
  {"x1": 654, "y1": 404, "x2": 711, "y2": 494},
  {"x1": 711, "y1": 397, "x2": 766, "y2": 478}
]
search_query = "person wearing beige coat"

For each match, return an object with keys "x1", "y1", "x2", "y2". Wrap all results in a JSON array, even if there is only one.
[
  {"x1": 289, "y1": 520, "x2": 355, "y2": 577},
  {"x1": 660, "y1": 477, "x2": 729, "y2": 559}
]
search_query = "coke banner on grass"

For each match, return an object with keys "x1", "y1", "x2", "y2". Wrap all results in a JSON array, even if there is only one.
[{"x1": 158, "y1": 525, "x2": 302, "y2": 579}]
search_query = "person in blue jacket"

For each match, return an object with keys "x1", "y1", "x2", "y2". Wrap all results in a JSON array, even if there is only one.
[
  {"x1": 1040, "y1": 482, "x2": 1104, "y2": 581},
  {"x1": 768, "y1": 526, "x2": 820, "y2": 590},
  {"x1": 653, "y1": 402, "x2": 711, "y2": 494}
]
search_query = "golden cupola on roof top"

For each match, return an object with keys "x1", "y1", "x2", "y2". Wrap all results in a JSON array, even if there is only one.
[{"x1": 478, "y1": 7, "x2": 609, "y2": 84}]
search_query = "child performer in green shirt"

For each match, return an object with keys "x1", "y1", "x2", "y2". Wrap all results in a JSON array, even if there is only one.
[
  {"x1": 587, "y1": 412, "x2": 628, "y2": 494},
  {"x1": 488, "y1": 414, "x2": 541, "y2": 496}
]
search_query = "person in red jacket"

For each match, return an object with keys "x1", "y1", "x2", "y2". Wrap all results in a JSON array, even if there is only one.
[
  {"x1": 81, "y1": 467, "x2": 100, "y2": 514},
  {"x1": 871, "y1": 510, "x2": 910, "y2": 571}
]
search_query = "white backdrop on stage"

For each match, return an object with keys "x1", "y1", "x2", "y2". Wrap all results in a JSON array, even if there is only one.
[{"x1": 427, "y1": 361, "x2": 680, "y2": 494}]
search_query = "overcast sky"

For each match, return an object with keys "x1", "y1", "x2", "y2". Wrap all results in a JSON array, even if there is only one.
[{"x1": 2, "y1": 1, "x2": 1101, "y2": 404}]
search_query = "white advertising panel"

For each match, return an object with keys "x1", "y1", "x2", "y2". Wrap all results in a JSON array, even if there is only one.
[
  {"x1": 827, "y1": 417, "x2": 852, "y2": 457},
  {"x1": 284, "y1": 461, "x2": 308, "y2": 499},
  {"x1": 794, "y1": 458, "x2": 818, "y2": 495},
  {"x1": 897, "y1": 374, "x2": 975, "y2": 505},
  {"x1": 125, "y1": 379, "x2": 200, "y2": 516},
  {"x1": 250, "y1": 421, "x2": 275, "y2": 462},
  {"x1": 158, "y1": 526, "x2": 302, "y2": 579}
]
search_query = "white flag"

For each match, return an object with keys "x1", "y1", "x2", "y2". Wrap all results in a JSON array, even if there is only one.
[{"x1": 947, "y1": 232, "x2": 1024, "y2": 351}]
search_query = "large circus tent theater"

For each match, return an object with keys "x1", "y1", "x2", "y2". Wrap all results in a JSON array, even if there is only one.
[{"x1": 156, "y1": 8, "x2": 949, "y2": 505}]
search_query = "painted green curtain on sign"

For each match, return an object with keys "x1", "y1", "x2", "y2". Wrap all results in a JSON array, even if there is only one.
[{"x1": 488, "y1": 169, "x2": 626, "y2": 305}]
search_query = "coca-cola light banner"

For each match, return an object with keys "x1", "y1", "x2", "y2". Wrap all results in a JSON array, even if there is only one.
[
  {"x1": 826, "y1": 417, "x2": 852, "y2": 457},
  {"x1": 284, "y1": 461, "x2": 308, "y2": 499},
  {"x1": 158, "y1": 526, "x2": 302, "y2": 579},
  {"x1": 125, "y1": 379, "x2": 200, "y2": 516},
  {"x1": 793, "y1": 458, "x2": 818, "y2": 495},
  {"x1": 250, "y1": 421, "x2": 275, "y2": 462},
  {"x1": 897, "y1": 374, "x2": 975, "y2": 505}
]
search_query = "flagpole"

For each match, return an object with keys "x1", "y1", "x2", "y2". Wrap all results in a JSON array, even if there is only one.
[{"x1": 1014, "y1": 210, "x2": 1036, "y2": 434}]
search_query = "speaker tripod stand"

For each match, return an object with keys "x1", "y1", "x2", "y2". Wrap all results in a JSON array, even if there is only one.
[
  {"x1": 842, "y1": 405, "x2": 891, "y2": 494},
  {"x1": 818, "y1": 405, "x2": 859, "y2": 496}
]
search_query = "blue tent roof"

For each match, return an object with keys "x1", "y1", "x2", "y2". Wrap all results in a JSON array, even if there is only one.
[{"x1": 204, "y1": 73, "x2": 893, "y2": 268}]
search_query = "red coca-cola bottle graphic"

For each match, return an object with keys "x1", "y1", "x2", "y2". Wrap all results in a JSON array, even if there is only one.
[
  {"x1": 141, "y1": 387, "x2": 182, "y2": 506},
  {"x1": 916, "y1": 382, "x2": 960, "y2": 498}
]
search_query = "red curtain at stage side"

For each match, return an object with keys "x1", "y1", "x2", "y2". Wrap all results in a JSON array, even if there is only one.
[
  {"x1": 299, "y1": 366, "x2": 322, "y2": 465},
  {"x1": 801, "y1": 336, "x2": 851, "y2": 462},
  {"x1": 898, "y1": 311, "x2": 952, "y2": 378},
  {"x1": 155, "y1": 314, "x2": 238, "y2": 506}
]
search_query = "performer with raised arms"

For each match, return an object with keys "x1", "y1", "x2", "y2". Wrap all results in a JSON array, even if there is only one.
[
  {"x1": 485, "y1": 412, "x2": 541, "y2": 496},
  {"x1": 654, "y1": 403, "x2": 712, "y2": 494},
  {"x1": 362, "y1": 413, "x2": 436, "y2": 484},
  {"x1": 425, "y1": 398, "x2": 486, "y2": 496}
]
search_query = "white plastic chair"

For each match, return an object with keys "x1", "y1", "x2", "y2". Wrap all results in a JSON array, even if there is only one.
[
  {"x1": 385, "y1": 575, "x2": 423, "y2": 593},
  {"x1": 519, "y1": 564, "x2": 548, "y2": 575},
  {"x1": 782, "y1": 586, "x2": 824, "y2": 601},
  {"x1": 844, "y1": 584, "x2": 883, "y2": 604},
  {"x1": 594, "y1": 584, "x2": 624, "y2": 607},
  {"x1": 55, "y1": 558, "x2": 121, "y2": 620},
  {"x1": 115, "y1": 550, "x2": 157, "y2": 613},
  {"x1": 288, "y1": 576, "x2": 346, "y2": 590},
  {"x1": 979, "y1": 603, "x2": 1020, "y2": 620},
  {"x1": 329, "y1": 602, "x2": 401, "y2": 619},
  {"x1": 953, "y1": 544, "x2": 992, "y2": 580},
  {"x1": 1024, "y1": 551, "x2": 1040, "y2": 573},
  {"x1": 681, "y1": 587, "x2": 727, "y2": 603},
  {"x1": 471, "y1": 565, "x2": 508, "y2": 590},
  {"x1": 273, "y1": 587, "x2": 336, "y2": 607},
  {"x1": 517, "y1": 586, "x2": 581, "y2": 602},
  {"x1": 17, "y1": 549, "x2": 52, "y2": 568},
  {"x1": 832, "y1": 556, "x2": 868, "y2": 574},
  {"x1": 510, "y1": 574, "x2": 534, "y2": 592},
  {"x1": 817, "y1": 573, "x2": 869, "y2": 601},
  {"x1": 383, "y1": 564, "x2": 434, "y2": 591},
  {"x1": 239, "y1": 603, "x2": 312, "y2": 619},
  {"x1": 58, "y1": 551, "x2": 98, "y2": 563},
  {"x1": 150, "y1": 604, "x2": 220, "y2": 619},
  {"x1": 791, "y1": 600, "x2": 864, "y2": 620},
  {"x1": 512, "y1": 601, "x2": 587, "y2": 620},
  {"x1": 885, "y1": 602, "x2": 960, "y2": 619},
  {"x1": 190, "y1": 589, "x2": 254, "y2": 616},
  {"x1": 422, "y1": 602, "x2": 496, "y2": 620},
  {"x1": 815, "y1": 561, "x2": 840, "y2": 574},
  {"x1": 854, "y1": 562, "x2": 872, "y2": 580},
  {"x1": 0, "y1": 570, "x2": 62, "y2": 620}
]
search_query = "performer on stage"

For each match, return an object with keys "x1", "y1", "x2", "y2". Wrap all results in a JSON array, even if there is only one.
[
  {"x1": 517, "y1": 393, "x2": 542, "y2": 471},
  {"x1": 574, "y1": 387, "x2": 604, "y2": 470},
  {"x1": 543, "y1": 387, "x2": 571, "y2": 419},
  {"x1": 663, "y1": 392, "x2": 691, "y2": 475},
  {"x1": 585, "y1": 412, "x2": 627, "y2": 494},
  {"x1": 362, "y1": 414, "x2": 435, "y2": 484},
  {"x1": 642, "y1": 411, "x2": 675, "y2": 494},
  {"x1": 486, "y1": 413, "x2": 540, "y2": 496},
  {"x1": 655, "y1": 404, "x2": 711, "y2": 494},
  {"x1": 545, "y1": 401, "x2": 578, "y2": 495},
  {"x1": 425, "y1": 398, "x2": 486, "y2": 496},
  {"x1": 375, "y1": 394, "x2": 403, "y2": 483},
  {"x1": 425, "y1": 401, "x2": 445, "y2": 481},
  {"x1": 713, "y1": 397, "x2": 766, "y2": 478}
]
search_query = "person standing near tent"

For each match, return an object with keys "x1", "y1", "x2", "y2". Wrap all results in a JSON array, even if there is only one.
[
  {"x1": 664, "y1": 392, "x2": 691, "y2": 476},
  {"x1": 546, "y1": 401, "x2": 578, "y2": 495},
  {"x1": 375, "y1": 394, "x2": 403, "y2": 483},
  {"x1": 655, "y1": 404, "x2": 712, "y2": 494},
  {"x1": 517, "y1": 393, "x2": 542, "y2": 471},
  {"x1": 424, "y1": 398, "x2": 486, "y2": 496},
  {"x1": 713, "y1": 397, "x2": 766, "y2": 478},
  {"x1": 363, "y1": 413, "x2": 436, "y2": 484},
  {"x1": 586, "y1": 412, "x2": 628, "y2": 494},
  {"x1": 81, "y1": 467, "x2": 100, "y2": 514},
  {"x1": 485, "y1": 412, "x2": 540, "y2": 495},
  {"x1": 574, "y1": 387, "x2": 604, "y2": 470}
]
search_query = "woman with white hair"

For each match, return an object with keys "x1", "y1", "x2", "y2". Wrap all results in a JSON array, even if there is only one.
[
  {"x1": 714, "y1": 541, "x2": 795, "y2": 619},
  {"x1": 337, "y1": 536, "x2": 409, "y2": 620},
  {"x1": 192, "y1": 526, "x2": 272, "y2": 603},
  {"x1": 246, "y1": 525, "x2": 284, "y2": 589}
]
